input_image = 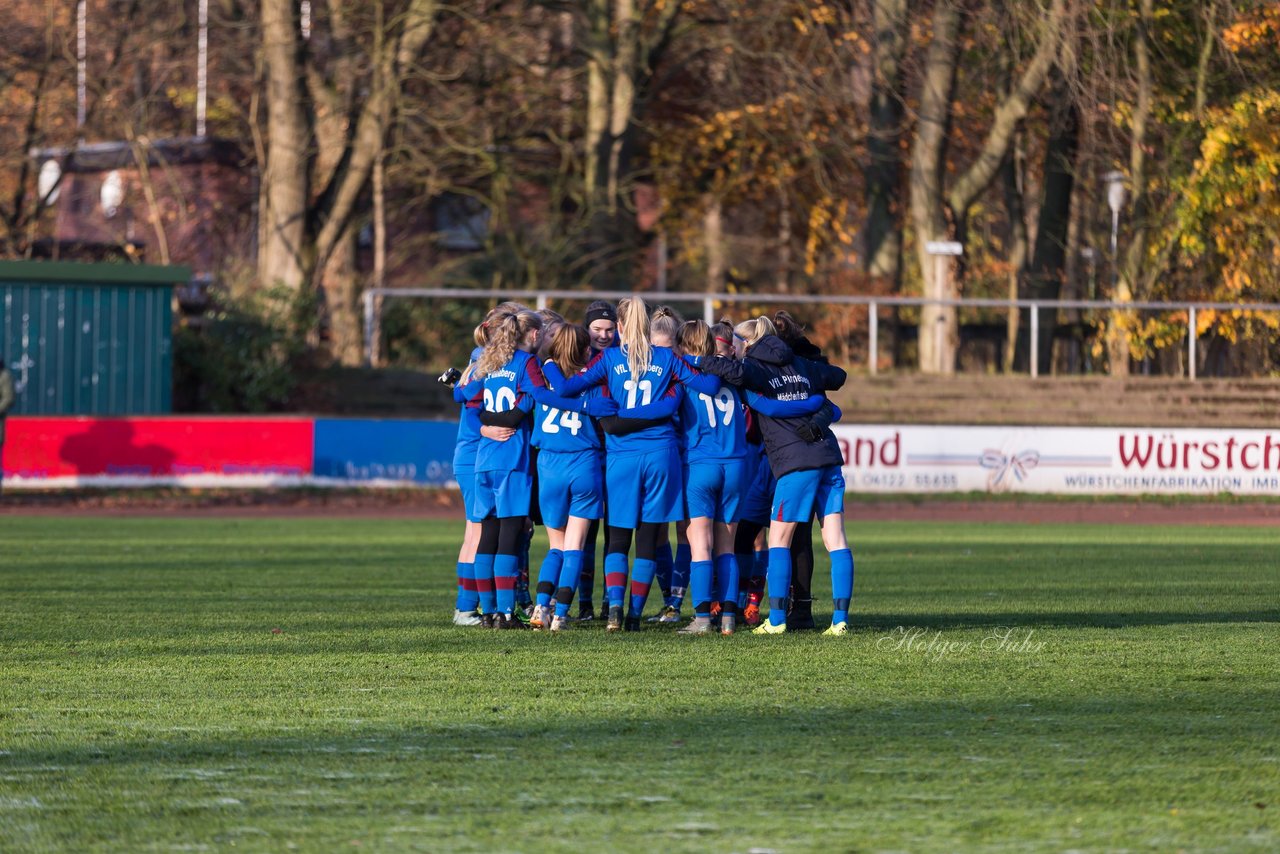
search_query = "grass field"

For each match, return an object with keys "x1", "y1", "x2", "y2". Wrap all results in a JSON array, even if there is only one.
[{"x1": 1, "y1": 516, "x2": 1278, "y2": 852}]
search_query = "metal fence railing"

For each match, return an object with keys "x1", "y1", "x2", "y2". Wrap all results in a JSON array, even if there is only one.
[{"x1": 362, "y1": 287, "x2": 1280, "y2": 380}]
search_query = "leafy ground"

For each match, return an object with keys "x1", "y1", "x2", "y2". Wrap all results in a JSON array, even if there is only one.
[{"x1": 1, "y1": 517, "x2": 1277, "y2": 852}]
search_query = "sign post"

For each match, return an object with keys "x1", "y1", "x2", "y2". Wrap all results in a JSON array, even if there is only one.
[{"x1": 925, "y1": 241, "x2": 963, "y2": 374}]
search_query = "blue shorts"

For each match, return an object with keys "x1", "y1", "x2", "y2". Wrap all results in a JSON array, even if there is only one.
[
  {"x1": 606, "y1": 445, "x2": 684, "y2": 528},
  {"x1": 771, "y1": 466, "x2": 845, "y2": 523},
  {"x1": 472, "y1": 468, "x2": 534, "y2": 520},
  {"x1": 685, "y1": 459, "x2": 747, "y2": 523},
  {"x1": 454, "y1": 464, "x2": 483, "y2": 523},
  {"x1": 538, "y1": 450, "x2": 604, "y2": 529},
  {"x1": 740, "y1": 457, "x2": 777, "y2": 526}
]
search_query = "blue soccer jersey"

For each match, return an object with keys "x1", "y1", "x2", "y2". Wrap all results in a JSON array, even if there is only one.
[
  {"x1": 475, "y1": 350, "x2": 545, "y2": 474},
  {"x1": 558, "y1": 345, "x2": 719, "y2": 453},
  {"x1": 680, "y1": 354, "x2": 747, "y2": 464},
  {"x1": 533, "y1": 385, "x2": 603, "y2": 454}
]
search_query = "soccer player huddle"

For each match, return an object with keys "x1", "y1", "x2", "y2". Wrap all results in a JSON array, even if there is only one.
[{"x1": 446, "y1": 296, "x2": 855, "y2": 636}]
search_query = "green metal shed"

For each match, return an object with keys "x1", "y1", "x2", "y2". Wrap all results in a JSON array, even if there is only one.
[{"x1": 0, "y1": 260, "x2": 191, "y2": 415}]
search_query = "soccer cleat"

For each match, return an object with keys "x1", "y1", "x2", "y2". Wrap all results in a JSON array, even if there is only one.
[
  {"x1": 743, "y1": 603, "x2": 762, "y2": 628},
  {"x1": 577, "y1": 603, "x2": 596, "y2": 622},
  {"x1": 513, "y1": 604, "x2": 532, "y2": 626},
  {"x1": 646, "y1": 605, "x2": 681, "y2": 623},
  {"x1": 787, "y1": 599, "x2": 815, "y2": 631},
  {"x1": 599, "y1": 603, "x2": 612, "y2": 622},
  {"x1": 822, "y1": 621, "x2": 848, "y2": 636},
  {"x1": 498, "y1": 613, "x2": 531, "y2": 630},
  {"x1": 605, "y1": 605, "x2": 624, "y2": 632},
  {"x1": 677, "y1": 617, "x2": 713, "y2": 635},
  {"x1": 453, "y1": 609, "x2": 482, "y2": 627},
  {"x1": 529, "y1": 605, "x2": 550, "y2": 630},
  {"x1": 720, "y1": 614, "x2": 736, "y2": 636},
  {"x1": 480, "y1": 613, "x2": 497, "y2": 629},
  {"x1": 549, "y1": 615, "x2": 570, "y2": 633},
  {"x1": 752, "y1": 620, "x2": 787, "y2": 635},
  {"x1": 624, "y1": 616, "x2": 641, "y2": 632}
]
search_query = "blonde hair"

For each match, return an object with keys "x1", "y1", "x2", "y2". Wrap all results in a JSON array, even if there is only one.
[
  {"x1": 650, "y1": 305, "x2": 682, "y2": 347},
  {"x1": 734, "y1": 315, "x2": 776, "y2": 350},
  {"x1": 463, "y1": 305, "x2": 519, "y2": 382},
  {"x1": 475, "y1": 310, "x2": 542, "y2": 378},
  {"x1": 678, "y1": 319, "x2": 714, "y2": 359},
  {"x1": 548, "y1": 324, "x2": 590, "y2": 377},
  {"x1": 617, "y1": 296, "x2": 652, "y2": 383}
]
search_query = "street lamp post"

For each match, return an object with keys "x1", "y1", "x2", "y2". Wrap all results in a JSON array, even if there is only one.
[
  {"x1": 1103, "y1": 171, "x2": 1128, "y2": 374},
  {"x1": 1104, "y1": 171, "x2": 1126, "y2": 257}
]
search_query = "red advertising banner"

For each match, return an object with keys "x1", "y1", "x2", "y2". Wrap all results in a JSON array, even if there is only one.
[{"x1": 4, "y1": 417, "x2": 314, "y2": 483}]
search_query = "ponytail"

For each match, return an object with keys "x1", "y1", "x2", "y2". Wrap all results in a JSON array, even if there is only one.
[
  {"x1": 733, "y1": 315, "x2": 776, "y2": 351},
  {"x1": 617, "y1": 296, "x2": 652, "y2": 383},
  {"x1": 650, "y1": 305, "x2": 682, "y2": 347},
  {"x1": 475, "y1": 310, "x2": 542, "y2": 377}
]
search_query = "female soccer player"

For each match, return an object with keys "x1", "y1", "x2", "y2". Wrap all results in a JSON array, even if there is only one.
[
  {"x1": 647, "y1": 306, "x2": 690, "y2": 623},
  {"x1": 450, "y1": 303, "x2": 525, "y2": 625},
  {"x1": 673, "y1": 319, "x2": 746, "y2": 635},
  {"x1": 700, "y1": 316, "x2": 854, "y2": 636},
  {"x1": 575, "y1": 300, "x2": 619, "y2": 621},
  {"x1": 529, "y1": 324, "x2": 611, "y2": 632},
  {"x1": 555, "y1": 296, "x2": 720, "y2": 631},
  {"x1": 676, "y1": 320, "x2": 828, "y2": 635},
  {"x1": 471, "y1": 311, "x2": 617, "y2": 628}
]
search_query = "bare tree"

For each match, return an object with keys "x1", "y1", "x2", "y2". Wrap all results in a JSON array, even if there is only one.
[
  {"x1": 910, "y1": 0, "x2": 1071, "y2": 374},
  {"x1": 257, "y1": 0, "x2": 438, "y2": 365}
]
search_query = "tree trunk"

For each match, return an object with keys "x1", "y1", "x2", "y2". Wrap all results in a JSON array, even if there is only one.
[
  {"x1": 257, "y1": 0, "x2": 437, "y2": 363},
  {"x1": 912, "y1": 0, "x2": 1070, "y2": 374},
  {"x1": 1001, "y1": 143, "x2": 1029, "y2": 373},
  {"x1": 1015, "y1": 71, "x2": 1079, "y2": 374},
  {"x1": 1022, "y1": 78, "x2": 1079, "y2": 375},
  {"x1": 1106, "y1": 0, "x2": 1152, "y2": 377},
  {"x1": 320, "y1": 223, "x2": 362, "y2": 366},
  {"x1": 863, "y1": 0, "x2": 907, "y2": 288},
  {"x1": 580, "y1": 0, "x2": 679, "y2": 288},
  {"x1": 909, "y1": 0, "x2": 962, "y2": 374},
  {"x1": 258, "y1": 0, "x2": 309, "y2": 291},
  {"x1": 704, "y1": 195, "x2": 725, "y2": 293},
  {"x1": 777, "y1": 195, "x2": 792, "y2": 293}
]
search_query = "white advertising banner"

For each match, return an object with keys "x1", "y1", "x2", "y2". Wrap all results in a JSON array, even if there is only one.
[{"x1": 832, "y1": 424, "x2": 1280, "y2": 496}]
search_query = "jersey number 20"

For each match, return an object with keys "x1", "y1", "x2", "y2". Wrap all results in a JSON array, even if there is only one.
[{"x1": 484, "y1": 386, "x2": 517, "y2": 412}]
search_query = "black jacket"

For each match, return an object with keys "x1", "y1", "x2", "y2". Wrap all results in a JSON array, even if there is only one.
[{"x1": 702, "y1": 335, "x2": 847, "y2": 478}]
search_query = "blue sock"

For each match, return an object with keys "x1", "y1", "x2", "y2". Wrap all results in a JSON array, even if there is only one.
[
  {"x1": 536, "y1": 549, "x2": 563, "y2": 608},
  {"x1": 671, "y1": 543, "x2": 692, "y2": 607},
  {"x1": 474, "y1": 553, "x2": 496, "y2": 615},
  {"x1": 629, "y1": 557, "x2": 658, "y2": 618},
  {"x1": 766, "y1": 547, "x2": 791, "y2": 626},
  {"x1": 456, "y1": 561, "x2": 479, "y2": 612},
  {"x1": 604, "y1": 552, "x2": 629, "y2": 609},
  {"x1": 714, "y1": 553, "x2": 740, "y2": 611},
  {"x1": 494, "y1": 554, "x2": 519, "y2": 616},
  {"x1": 554, "y1": 550, "x2": 584, "y2": 619},
  {"x1": 830, "y1": 548, "x2": 854, "y2": 625},
  {"x1": 656, "y1": 541, "x2": 674, "y2": 606},
  {"x1": 754, "y1": 548, "x2": 770, "y2": 579},
  {"x1": 690, "y1": 559, "x2": 714, "y2": 617}
]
